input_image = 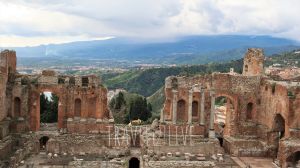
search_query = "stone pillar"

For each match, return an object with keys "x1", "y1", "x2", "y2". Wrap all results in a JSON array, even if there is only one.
[
  {"x1": 200, "y1": 87, "x2": 205, "y2": 125},
  {"x1": 209, "y1": 89, "x2": 216, "y2": 138},
  {"x1": 172, "y1": 90, "x2": 178, "y2": 124},
  {"x1": 188, "y1": 89, "x2": 193, "y2": 124},
  {"x1": 160, "y1": 108, "x2": 165, "y2": 123}
]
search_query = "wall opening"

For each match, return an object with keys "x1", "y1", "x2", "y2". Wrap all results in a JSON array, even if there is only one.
[
  {"x1": 40, "y1": 92, "x2": 58, "y2": 128},
  {"x1": 246, "y1": 103, "x2": 253, "y2": 120},
  {"x1": 214, "y1": 96, "x2": 235, "y2": 141},
  {"x1": 82, "y1": 77, "x2": 89, "y2": 87},
  {"x1": 14, "y1": 97, "x2": 21, "y2": 118},
  {"x1": 286, "y1": 151, "x2": 300, "y2": 167},
  {"x1": 273, "y1": 114, "x2": 285, "y2": 158},
  {"x1": 129, "y1": 157, "x2": 140, "y2": 168},
  {"x1": 244, "y1": 65, "x2": 248, "y2": 72},
  {"x1": 74, "y1": 98, "x2": 81, "y2": 117},
  {"x1": 39, "y1": 136, "x2": 49, "y2": 150},
  {"x1": 192, "y1": 101, "x2": 198, "y2": 117},
  {"x1": 274, "y1": 114, "x2": 285, "y2": 139},
  {"x1": 177, "y1": 99, "x2": 186, "y2": 122}
]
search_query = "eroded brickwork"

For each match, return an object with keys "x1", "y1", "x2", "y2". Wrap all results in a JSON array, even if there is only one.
[{"x1": 162, "y1": 48, "x2": 300, "y2": 167}]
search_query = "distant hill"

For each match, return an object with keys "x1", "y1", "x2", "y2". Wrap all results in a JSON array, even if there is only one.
[
  {"x1": 103, "y1": 49, "x2": 300, "y2": 97},
  {"x1": 4, "y1": 35, "x2": 300, "y2": 65},
  {"x1": 103, "y1": 59, "x2": 244, "y2": 97}
]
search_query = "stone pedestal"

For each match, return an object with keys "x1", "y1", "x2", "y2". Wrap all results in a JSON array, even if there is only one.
[
  {"x1": 209, "y1": 130, "x2": 215, "y2": 138},
  {"x1": 0, "y1": 120, "x2": 9, "y2": 140}
]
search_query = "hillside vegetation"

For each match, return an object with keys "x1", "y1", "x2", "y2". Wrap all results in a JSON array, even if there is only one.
[
  {"x1": 103, "y1": 59, "x2": 243, "y2": 97},
  {"x1": 109, "y1": 91, "x2": 152, "y2": 124}
]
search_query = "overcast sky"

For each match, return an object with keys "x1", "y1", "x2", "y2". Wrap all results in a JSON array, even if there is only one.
[{"x1": 0, "y1": 0, "x2": 299, "y2": 47}]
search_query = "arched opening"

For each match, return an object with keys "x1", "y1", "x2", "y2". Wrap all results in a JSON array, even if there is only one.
[
  {"x1": 177, "y1": 99, "x2": 186, "y2": 122},
  {"x1": 14, "y1": 97, "x2": 21, "y2": 118},
  {"x1": 74, "y1": 98, "x2": 81, "y2": 117},
  {"x1": 39, "y1": 136, "x2": 49, "y2": 150},
  {"x1": 40, "y1": 92, "x2": 59, "y2": 130},
  {"x1": 244, "y1": 65, "x2": 248, "y2": 72},
  {"x1": 286, "y1": 151, "x2": 300, "y2": 167},
  {"x1": 273, "y1": 114, "x2": 285, "y2": 158},
  {"x1": 274, "y1": 114, "x2": 285, "y2": 139},
  {"x1": 129, "y1": 157, "x2": 140, "y2": 168},
  {"x1": 246, "y1": 103, "x2": 253, "y2": 120},
  {"x1": 192, "y1": 101, "x2": 198, "y2": 117},
  {"x1": 215, "y1": 96, "x2": 235, "y2": 146}
]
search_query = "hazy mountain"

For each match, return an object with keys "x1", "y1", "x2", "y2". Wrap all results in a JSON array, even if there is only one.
[{"x1": 3, "y1": 35, "x2": 300, "y2": 64}]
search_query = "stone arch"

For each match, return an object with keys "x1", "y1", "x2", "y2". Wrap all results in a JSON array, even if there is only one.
[
  {"x1": 286, "y1": 151, "x2": 300, "y2": 167},
  {"x1": 192, "y1": 101, "x2": 198, "y2": 117},
  {"x1": 30, "y1": 87, "x2": 63, "y2": 131},
  {"x1": 177, "y1": 99, "x2": 186, "y2": 122},
  {"x1": 273, "y1": 114, "x2": 285, "y2": 139},
  {"x1": 129, "y1": 157, "x2": 140, "y2": 168},
  {"x1": 246, "y1": 102, "x2": 254, "y2": 120},
  {"x1": 14, "y1": 97, "x2": 21, "y2": 117},
  {"x1": 74, "y1": 98, "x2": 81, "y2": 117},
  {"x1": 214, "y1": 92, "x2": 238, "y2": 137},
  {"x1": 272, "y1": 113, "x2": 286, "y2": 158}
]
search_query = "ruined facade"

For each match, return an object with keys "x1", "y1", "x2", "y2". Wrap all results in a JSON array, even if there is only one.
[
  {"x1": 0, "y1": 50, "x2": 114, "y2": 165},
  {"x1": 0, "y1": 48, "x2": 300, "y2": 167},
  {"x1": 162, "y1": 48, "x2": 300, "y2": 167}
]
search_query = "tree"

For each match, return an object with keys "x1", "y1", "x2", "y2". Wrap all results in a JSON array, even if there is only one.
[
  {"x1": 115, "y1": 92, "x2": 125, "y2": 109},
  {"x1": 127, "y1": 97, "x2": 152, "y2": 122},
  {"x1": 40, "y1": 93, "x2": 58, "y2": 123}
]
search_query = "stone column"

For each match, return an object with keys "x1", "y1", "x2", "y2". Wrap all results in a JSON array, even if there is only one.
[
  {"x1": 200, "y1": 87, "x2": 205, "y2": 125},
  {"x1": 188, "y1": 89, "x2": 193, "y2": 124},
  {"x1": 172, "y1": 90, "x2": 178, "y2": 124},
  {"x1": 209, "y1": 89, "x2": 216, "y2": 138},
  {"x1": 160, "y1": 108, "x2": 165, "y2": 123}
]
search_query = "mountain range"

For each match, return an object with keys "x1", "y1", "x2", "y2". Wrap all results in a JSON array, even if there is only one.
[{"x1": 2, "y1": 35, "x2": 300, "y2": 64}]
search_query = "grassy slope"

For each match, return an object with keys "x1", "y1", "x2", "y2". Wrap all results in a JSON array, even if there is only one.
[{"x1": 147, "y1": 86, "x2": 165, "y2": 119}]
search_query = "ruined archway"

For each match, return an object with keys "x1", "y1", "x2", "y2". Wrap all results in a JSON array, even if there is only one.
[
  {"x1": 272, "y1": 114, "x2": 285, "y2": 158},
  {"x1": 177, "y1": 99, "x2": 186, "y2": 122},
  {"x1": 214, "y1": 95, "x2": 236, "y2": 146},
  {"x1": 129, "y1": 157, "x2": 140, "y2": 168},
  {"x1": 286, "y1": 151, "x2": 300, "y2": 167},
  {"x1": 274, "y1": 114, "x2": 285, "y2": 139},
  {"x1": 40, "y1": 92, "x2": 59, "y2": 131}
]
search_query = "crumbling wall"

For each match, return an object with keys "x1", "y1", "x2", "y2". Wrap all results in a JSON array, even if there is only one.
[{"x1": 242, "y1": 48, "x2": 264, "y2": 76}]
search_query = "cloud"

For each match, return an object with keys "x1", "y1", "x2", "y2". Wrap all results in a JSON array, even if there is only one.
[{"x1": 0, "y1": 0, "x2": 300, "y2": 46}]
